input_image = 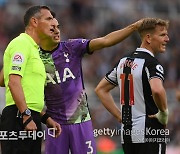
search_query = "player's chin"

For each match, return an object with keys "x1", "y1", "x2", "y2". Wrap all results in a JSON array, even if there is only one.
[
  {"x1": 160, "y1": 47, "x2": 166, "y2": 53},
  {"x1": 159, "y1": 50, "x2": 165, "y2": 54},
  {"x1": 53, "y1": 39, "x2": 60, "y2": 43}
]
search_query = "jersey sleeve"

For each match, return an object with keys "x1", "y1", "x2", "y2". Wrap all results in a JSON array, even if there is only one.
[
  {"x1": 68, "y1": 39, "x2": 90, "y2": 56},
  {"x1": 105, "y1": 64, "x2": 119, "y2": 86},
  {"x1": 8, "y1": 39, "x2": 29, "y2": 77},
  {"x1": 145, "y1": 58, "x2": 164, "y2": 82}
]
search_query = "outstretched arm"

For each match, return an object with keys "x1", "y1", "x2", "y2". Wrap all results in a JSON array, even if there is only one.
[
  {"x1": 89, "y1": 19, "x2": 143, "y2": 52},
  {"x1": 95, "y1": 78, "x2": 121, "y2": 123}
]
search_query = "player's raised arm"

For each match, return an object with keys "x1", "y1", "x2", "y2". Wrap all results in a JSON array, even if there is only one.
[{"x1": 89, "y1": 19, "x2": 144, "y2": 52}]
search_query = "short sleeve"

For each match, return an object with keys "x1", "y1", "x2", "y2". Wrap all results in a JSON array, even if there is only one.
[
  {"x1": 68, "y1": 39, "x2": 90, "y2": 56},
  {"x1": 8, "y1": 40, "x2": 29, "y2": 77},
  {"x1": 105, "y1": 64, "x2": 118, "y2": 86},
  {"x1": 145, "y1": 58, "x2": 164, "y2": 82}
]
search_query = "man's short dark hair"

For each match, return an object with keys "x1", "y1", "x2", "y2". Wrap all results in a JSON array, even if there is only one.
[
  {"x1": 24, "y1": 5, "x2": 55, "y2": 27},
  {"x1": 51, "y1": 11, "x2": 56, "y2": 18}
]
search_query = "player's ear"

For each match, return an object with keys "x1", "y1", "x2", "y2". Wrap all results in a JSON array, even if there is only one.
[
  {"x1": 146, "y1": 33, "x2": 151, "y2": 44},
  {"x1": 30, "y1": 17, "x2": 38, "y2": 27}
]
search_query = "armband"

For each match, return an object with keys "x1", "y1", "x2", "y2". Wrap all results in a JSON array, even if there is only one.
[{"x1": 41, "y1": 113, "x2": 50, "y2": 124}]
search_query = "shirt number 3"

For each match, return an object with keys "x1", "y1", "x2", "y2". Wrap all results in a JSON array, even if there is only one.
[{"x1": 86, "y1": 140, "x2": 93, "y2": 154}]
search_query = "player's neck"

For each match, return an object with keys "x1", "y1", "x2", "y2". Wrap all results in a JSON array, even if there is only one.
[
  {"x1": 140, "y1": 43, "x2": 155, "y2": 55},
  {"x1": 40, "y1": 41, "x2": 58, "y2": 52},
  {"x1": 140, "y1": 45, "x2": 155, "y2": 55},
  {"x1": 25, "y1": 28, "x2": 40, "y2": 45}
]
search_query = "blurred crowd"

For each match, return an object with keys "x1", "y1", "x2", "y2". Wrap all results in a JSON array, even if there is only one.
[{"x1": 0, "y1": 0, "x2": 180, "y2": 153}]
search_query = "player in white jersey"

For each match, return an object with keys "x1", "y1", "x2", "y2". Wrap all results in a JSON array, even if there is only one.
[{"x1": 95, "y1": 18, "x2": 169, "y2": 154}]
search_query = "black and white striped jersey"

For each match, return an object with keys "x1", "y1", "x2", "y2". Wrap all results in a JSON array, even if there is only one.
[{"x1": 105, "y1": 48, "x2": 166, "y2": 143}]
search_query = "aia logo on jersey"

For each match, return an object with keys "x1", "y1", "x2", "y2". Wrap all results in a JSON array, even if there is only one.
[
  {"x1": 46, "y1": 68, "x2": 76, "y2": 84},
  {"x1": 12, "y1": 53, "x2": 24, "y2": 64}
]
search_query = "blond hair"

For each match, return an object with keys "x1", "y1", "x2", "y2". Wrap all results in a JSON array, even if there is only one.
[{"x1": 138, "y1": 18, "x2": 169, "y2": 38}]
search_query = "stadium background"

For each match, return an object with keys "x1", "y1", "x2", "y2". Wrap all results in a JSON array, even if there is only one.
[{"x1": 0, "y1": 0, "x2": 180, "y2": 153}]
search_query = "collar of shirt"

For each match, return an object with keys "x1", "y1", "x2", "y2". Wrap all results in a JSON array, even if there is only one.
[
  {"x1": 136, "y1": 48, "x2": 154, "y2": 57},
  {"x1": 20, "y1": 33, "x2": 39, "y2": 50}
]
